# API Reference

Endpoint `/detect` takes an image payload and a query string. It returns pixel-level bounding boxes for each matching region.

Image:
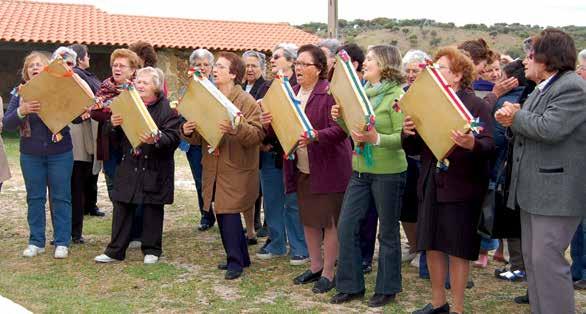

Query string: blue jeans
[571,220,586,281]
[260,152,307,256]
[336,171,406,294]
[21,151,73,247]
[186,144,214,225]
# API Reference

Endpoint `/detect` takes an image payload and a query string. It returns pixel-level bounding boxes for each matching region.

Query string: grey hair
[189,48,214,66]
[136,67,165,94]
[402,49,430,69]
[273,43,298,61]
[52,46,77,66]
[318,38,341,57]
[242,50,267,73]
[522,37,533,54]
[579,49,586,62]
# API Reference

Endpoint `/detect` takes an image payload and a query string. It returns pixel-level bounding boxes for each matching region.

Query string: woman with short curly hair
[330,45,408,307]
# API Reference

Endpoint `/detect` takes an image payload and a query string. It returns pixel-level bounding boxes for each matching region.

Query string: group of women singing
[3,27,584,314]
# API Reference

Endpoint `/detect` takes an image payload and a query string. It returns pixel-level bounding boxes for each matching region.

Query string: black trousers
[105,201,164,260]
[71,160,99,239]
[217,213,250,272]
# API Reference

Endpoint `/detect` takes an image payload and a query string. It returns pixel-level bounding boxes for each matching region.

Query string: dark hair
[69,44,88,63]
[217,51,246,84]
[503,60,528,87]
[128,41,157,67]
[337,43,365,72]
[458,38,494,65]
[532,28,577,73]
[298,44,328,79]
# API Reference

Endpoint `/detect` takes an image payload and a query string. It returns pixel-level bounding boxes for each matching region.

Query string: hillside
[298,18,586,58]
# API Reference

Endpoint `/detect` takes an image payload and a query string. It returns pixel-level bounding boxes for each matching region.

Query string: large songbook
[19,58,95,134]
[109,85,159,149]
[329,49,376,134]
[262,75,316,156]
[176,72,242,150]
[398,63,476,161]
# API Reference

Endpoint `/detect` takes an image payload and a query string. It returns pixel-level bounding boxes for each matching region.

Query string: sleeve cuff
[16,107,25,119]
[374,133,381,146]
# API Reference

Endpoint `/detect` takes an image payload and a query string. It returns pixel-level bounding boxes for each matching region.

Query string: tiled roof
[0,0,321,52]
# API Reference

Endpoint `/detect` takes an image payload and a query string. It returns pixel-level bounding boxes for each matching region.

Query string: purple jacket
[283,79,352,194]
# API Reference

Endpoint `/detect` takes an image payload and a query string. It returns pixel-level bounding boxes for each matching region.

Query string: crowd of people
[1,28,585,313]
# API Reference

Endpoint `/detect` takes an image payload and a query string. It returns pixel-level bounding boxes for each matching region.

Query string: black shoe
[247,237,258,246]
[89,208,106,217]
[412,303,450,314]
[217,262,228,270]
[256,226,269,238]
[362,263,372,274]
[224,269,242,280]
[293,269,322,285]
[72,237,85,244]
[368,293,396,307]
[312,276,335,293]
[198,223,213,231]
[50,240,55,246]
[330,290,365,304]
[513,291,529,304]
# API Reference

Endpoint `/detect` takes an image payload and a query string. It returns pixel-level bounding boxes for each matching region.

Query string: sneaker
[128,241,141,249]
[94,254,120,263]
[256,247,281,260]
[144,254,159,264]
[410,253,421,268]
[22,245,45,257]
[54,246,68,259]
[290,255,310,266]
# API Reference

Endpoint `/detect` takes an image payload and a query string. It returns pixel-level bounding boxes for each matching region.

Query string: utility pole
[327,0,338,39]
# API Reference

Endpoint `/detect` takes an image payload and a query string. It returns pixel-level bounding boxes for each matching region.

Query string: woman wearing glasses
[264,44,352,293]
[182,52,264,280]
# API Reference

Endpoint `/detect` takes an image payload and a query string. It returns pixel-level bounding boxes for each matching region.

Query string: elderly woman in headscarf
[2,47,84,259]
[94,67,180,264]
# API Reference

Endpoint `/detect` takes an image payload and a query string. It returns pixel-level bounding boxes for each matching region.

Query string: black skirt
[416,165,482,261]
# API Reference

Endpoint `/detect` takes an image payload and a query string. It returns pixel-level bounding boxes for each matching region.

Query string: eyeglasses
[195,63,211,68]
[293,61,316,68]
[112,63,129,69]
[214,63,229,70]
[246,64,259,69]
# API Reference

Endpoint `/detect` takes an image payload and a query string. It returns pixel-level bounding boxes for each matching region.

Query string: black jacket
[73,67,101,94]
[242,77,266,100]
[111,95,181,205]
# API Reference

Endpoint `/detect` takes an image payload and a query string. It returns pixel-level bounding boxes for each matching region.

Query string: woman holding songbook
[3,51,74,259]
[90,49,142,200]
[266,44,352,293]
[94,67,180,264]
[403,47,495,314]
[330,45,407,307]
[181,52,265,280]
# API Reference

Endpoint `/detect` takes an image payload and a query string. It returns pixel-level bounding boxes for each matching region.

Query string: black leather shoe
[89,208,106,217]
[217,262,228,270]
[247,237,258,246]
[412,303,450,314]
[368,293,396,307]
[330,290,365,304]
[362,263,372,274]
[312,276,335,293]
[224,269,242,280]
[72,237,85,244]
[293,269,322,285]
[513,291,529,304]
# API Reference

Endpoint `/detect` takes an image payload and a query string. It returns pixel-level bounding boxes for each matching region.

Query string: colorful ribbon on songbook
[282,76,316,159]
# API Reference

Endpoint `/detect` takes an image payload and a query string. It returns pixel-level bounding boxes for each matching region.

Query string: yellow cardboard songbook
[262,76,315,156]
[398,64,474,161]
[329,50,376,134]
[109,87,159,149]
[19,58,95,134]
[177,74,241,150]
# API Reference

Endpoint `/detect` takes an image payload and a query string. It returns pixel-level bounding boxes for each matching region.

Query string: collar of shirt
[537,72,558,92]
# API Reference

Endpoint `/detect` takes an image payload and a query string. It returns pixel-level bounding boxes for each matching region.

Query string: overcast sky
[40,0,586,27]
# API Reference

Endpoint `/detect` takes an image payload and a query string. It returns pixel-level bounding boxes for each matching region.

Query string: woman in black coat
[404,47,495,314]
[94,67,181,264]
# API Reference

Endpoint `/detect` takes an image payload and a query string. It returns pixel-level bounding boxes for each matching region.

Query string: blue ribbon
[283,77,314,140]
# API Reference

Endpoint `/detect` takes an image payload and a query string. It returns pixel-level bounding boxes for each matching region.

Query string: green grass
[0,136,583,313]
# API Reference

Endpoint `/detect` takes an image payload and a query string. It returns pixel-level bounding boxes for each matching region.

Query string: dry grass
[0,136,583,313]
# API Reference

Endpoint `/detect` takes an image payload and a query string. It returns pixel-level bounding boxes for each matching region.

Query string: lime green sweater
[337,83,407,174]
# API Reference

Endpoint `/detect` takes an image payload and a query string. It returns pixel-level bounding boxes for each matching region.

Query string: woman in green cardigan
[330,45,407,308]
